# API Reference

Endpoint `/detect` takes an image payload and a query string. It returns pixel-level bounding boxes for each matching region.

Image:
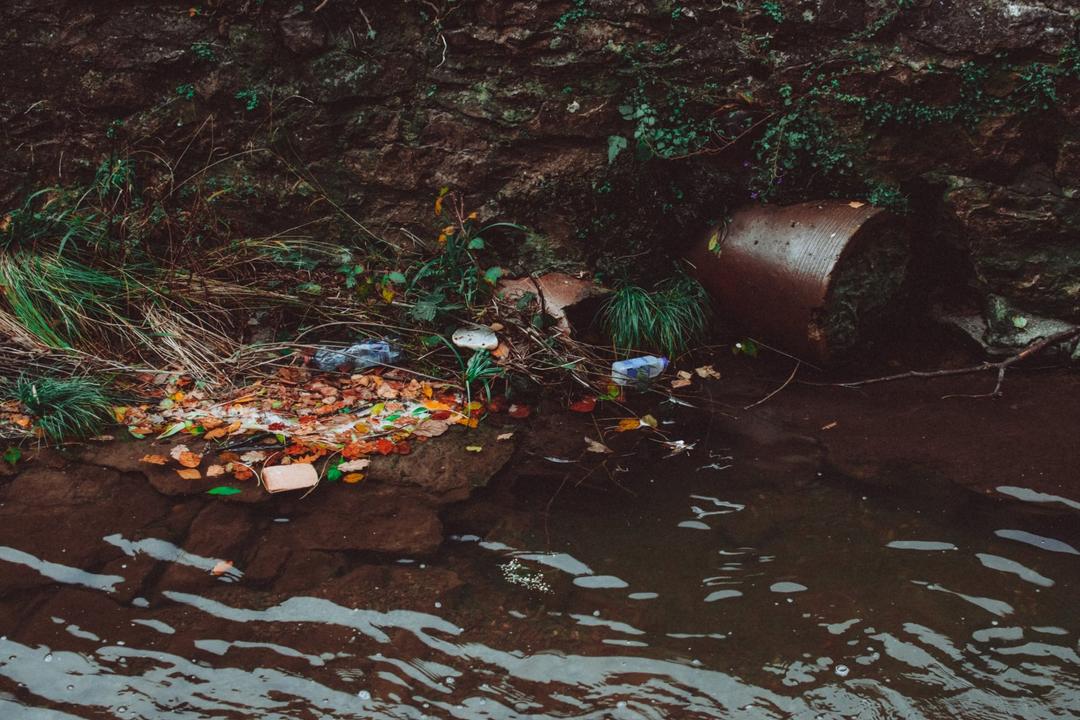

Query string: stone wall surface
[0,0,1077,319]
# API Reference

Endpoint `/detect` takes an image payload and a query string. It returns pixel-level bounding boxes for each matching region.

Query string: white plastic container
[611,356,669,385]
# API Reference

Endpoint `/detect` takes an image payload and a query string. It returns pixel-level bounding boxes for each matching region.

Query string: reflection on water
[1,428,1078,719]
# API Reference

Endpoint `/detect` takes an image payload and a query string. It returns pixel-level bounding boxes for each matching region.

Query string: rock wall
[1,1,1077,319]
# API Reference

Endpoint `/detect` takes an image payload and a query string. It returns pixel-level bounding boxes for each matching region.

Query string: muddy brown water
[1,376,1078,719]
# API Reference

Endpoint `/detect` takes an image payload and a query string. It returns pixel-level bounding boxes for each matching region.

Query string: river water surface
[0,406,1077,719]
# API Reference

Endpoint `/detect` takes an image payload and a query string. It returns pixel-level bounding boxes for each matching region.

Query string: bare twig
[744,361,800,410]
[835,327,1080,398]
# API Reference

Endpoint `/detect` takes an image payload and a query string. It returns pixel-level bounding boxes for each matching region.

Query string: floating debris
[499,559,553,594]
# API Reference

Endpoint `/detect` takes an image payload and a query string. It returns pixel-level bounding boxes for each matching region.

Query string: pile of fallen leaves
[117,366,480,486]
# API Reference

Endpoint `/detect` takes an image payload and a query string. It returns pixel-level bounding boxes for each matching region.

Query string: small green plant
[176,83,196,101]
[752,102,854,199]
[105,119,124,140]
[553,0,594,31]
[406,190,521,324]
[865,181,908,212]
[1063,42,1080,78]
[190,41,216,62]
[761,0,784,23]
[464,349,504,405]
[7,375,112,442]
[1016,62,1058,111]
[602,274,709,356]
[234,88,259,111]
[615,85,714,160]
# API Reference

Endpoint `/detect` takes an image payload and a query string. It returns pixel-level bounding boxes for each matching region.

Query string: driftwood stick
[835,327,1080,398]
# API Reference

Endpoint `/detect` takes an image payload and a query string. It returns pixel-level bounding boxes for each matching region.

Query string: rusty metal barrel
[686,200,909,362]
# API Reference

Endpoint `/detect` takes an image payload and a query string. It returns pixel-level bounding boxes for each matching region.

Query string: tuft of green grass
[8,375,112,442]
[603,274,709,356]
[0,252,138,350]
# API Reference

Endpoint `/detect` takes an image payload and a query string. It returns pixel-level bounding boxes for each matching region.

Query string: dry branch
[835,327,1080,398]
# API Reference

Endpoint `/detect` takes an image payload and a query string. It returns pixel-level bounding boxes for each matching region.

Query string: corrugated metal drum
[686,200,909,362]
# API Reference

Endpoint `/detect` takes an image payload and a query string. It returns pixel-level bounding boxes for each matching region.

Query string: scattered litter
[465,445,483,453]
[210,560,234,577]
[612,356,669,386]
[496,432,514,441]
[665,395,696,408]
[544,456,577,464]
[821,421,838,430]
[497,273,606,335]
[659,439,696,458]
[451,327,499,351]
[834,664,850,677]
[312,340,400,372]
[262,463,319,493]
[584,437,613,454]
[670,370,693,389]
[697,463,732,472]
[499,559,553,593]
[694,365,722,380]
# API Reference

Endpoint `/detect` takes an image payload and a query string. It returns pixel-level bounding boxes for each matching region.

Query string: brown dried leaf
[175,468,202,480]
[140,454,168,465]
[337,458,370,473]
[412,419,450,438]
[584,436,613,454]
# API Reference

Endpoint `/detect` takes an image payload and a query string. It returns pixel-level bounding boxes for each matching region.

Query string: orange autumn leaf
[233,465,254,481]
[375,438,395,455]
[616,418,641,432]
[341,441,373,460]
[295,452,324,464]
[140,454,168,465]
[343,472,365,484]
[203,427,229,441]
[178,451,203,468]
[200,417,224,430]
[175,468,202,480]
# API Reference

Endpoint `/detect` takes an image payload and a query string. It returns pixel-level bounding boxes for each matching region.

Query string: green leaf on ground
[608,135,628,164]
[207,486,242,496]
[2,447,21,465]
